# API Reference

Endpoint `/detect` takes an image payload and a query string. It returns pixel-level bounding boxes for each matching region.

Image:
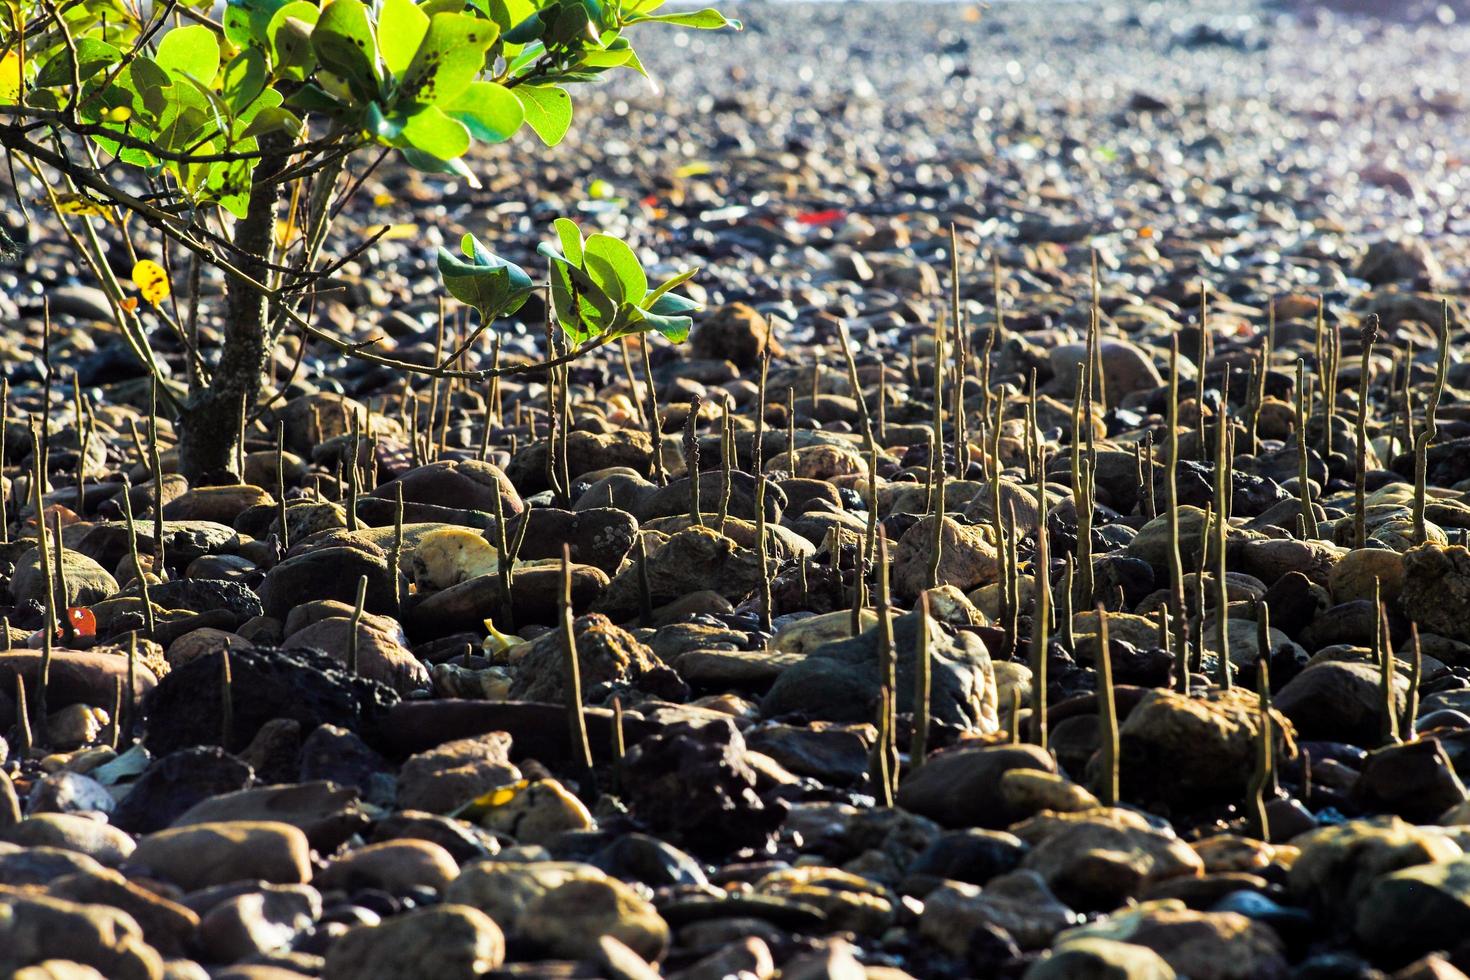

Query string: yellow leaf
[0,49,20,104]
[118,297,138,313]
[274,217,299,249]
[105,106,132,124]
[361,222,420,241]
[131,259,170,306]
[372,192,394,207]
[50,193,112,218]
[674,161,712,179]
[449,778,529,819]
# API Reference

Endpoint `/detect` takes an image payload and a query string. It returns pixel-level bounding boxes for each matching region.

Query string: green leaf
[398,12,498,106]
[643,267,698,308]
[155,24,221,83]
[225,0,291,51]
[513,84,570,145]
[444,81,523,142]
[35,39,120,88]
[638,305,693,343]
[378,0,430,79]
[437,235,535,319]
[400,148,482,187]
[220,49,267,112]
[503,10,546,44]
[553,217,583,266]
[627,7,740,29]
[241,105,303,139]
[312,0,380,102]
[646,289,700,317]
[476,0,537,35]
[266,2,321,75]
[399,104,470,160]
[583,233,646,305]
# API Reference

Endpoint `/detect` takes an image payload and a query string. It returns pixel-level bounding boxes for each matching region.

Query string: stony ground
[3,1,1470,979]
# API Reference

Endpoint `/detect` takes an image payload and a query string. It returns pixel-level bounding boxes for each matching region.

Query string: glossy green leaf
[437,234,535,319]
[312,0,379,101]
[156,24,221,83]
[638,305,693,342]
[266,2,321,75]
[399,12,498,106]
[378,0,430,79]
[583,233,646,304]
[400,148,482,187]
[399,104,470,159]
[503,11,546,44]
[225,0,291,50]
[35,39,120,88]
[241,105,303,139]
[553,217,584,266]
[220,48,267,112]
[514,84,571,145]
[444,81,523,142]
[627,7,740,29]
[643,267,698,308]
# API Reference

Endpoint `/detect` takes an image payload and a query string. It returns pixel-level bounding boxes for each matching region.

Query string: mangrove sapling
[1165,337,1189,692]
[389,484,406,613]
[755,346,773,632]
[1413,302,1451,545]
[1406,623,1422,740]
[716,402,732,533]
[560,544,594,782]
[126,633,138,744]
[29,421,55,736]
[1374,578,1400,746]
[637,534,655,628]
[684,396,703,527]
[347,575,368,676]
[1295,360,1319,540]
[220,645,233,749]
[1247,651,1274,842]
[275,423,290,552]
[1030,444,1052,750]
[14,673,31,756]
[1355,316,1379,549]
[119,476,155,637]
[1215,395,1232,688]
[871,531,898,806]
[1095,603,1119,806]
[912,591,932,770]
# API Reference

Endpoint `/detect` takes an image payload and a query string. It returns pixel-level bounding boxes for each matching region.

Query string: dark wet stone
[110,747,253,835]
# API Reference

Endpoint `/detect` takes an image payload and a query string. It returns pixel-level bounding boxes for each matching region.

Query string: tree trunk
[176,135,291,486]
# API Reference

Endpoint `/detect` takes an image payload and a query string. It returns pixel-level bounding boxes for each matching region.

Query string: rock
[618,719,783,857]
[1001,770,1101,817]
[590,833,706,888]
[0,844,107,884]
[162,486,273,525]
[779,938,866,980]
[170,782,368,852]
[762,609,997,730]
[268,393,375,452]
[142,646,396,757]
[77,520,241,571]
[411,528,498,591]
[0,650,157,717]
[1273,661,1407,748]
[1351,739,1468,823]
[259,546,404,621]
[319,840,458,893]
[1053,904,1288,980]
[1116,687,1296,808]
[508,430,659,494]
[48,867,198,957]
[1021,811,1204,910]
[908,829,1028,886]
[594,527,766,620]
[1330,547,1407,605]
[897,744,1057,828]
[520,875,670,962]
[0,814,134,866]
[406,562,608,634]
[0,893,164,980]
[478,778,594,845]
[111,748,254,835]
[396,732,521,814]
[1024,937,1177,980]
[1356,856,1470,963]
[1288,818,1462,924]
[198,884,320,963]
[11,547,118,607]
[1401,544,1470,644]
[632,470,783,525]
[689,303,783,368]
[444,860,605,934]
[323,903,505,980]
[369,811,500,864]
[744,724,869,784]
[891,516,1001,601]
[673,936,774,980]
[370,460,521,516]
[494,507,639,574]
[1048,340,1163,407]
[508,613,686,703]
[128,821,312,890]
[300,725,393,804]
[1355,238,1441,286]
[287,616,429,693]
[920,870,1079,952]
